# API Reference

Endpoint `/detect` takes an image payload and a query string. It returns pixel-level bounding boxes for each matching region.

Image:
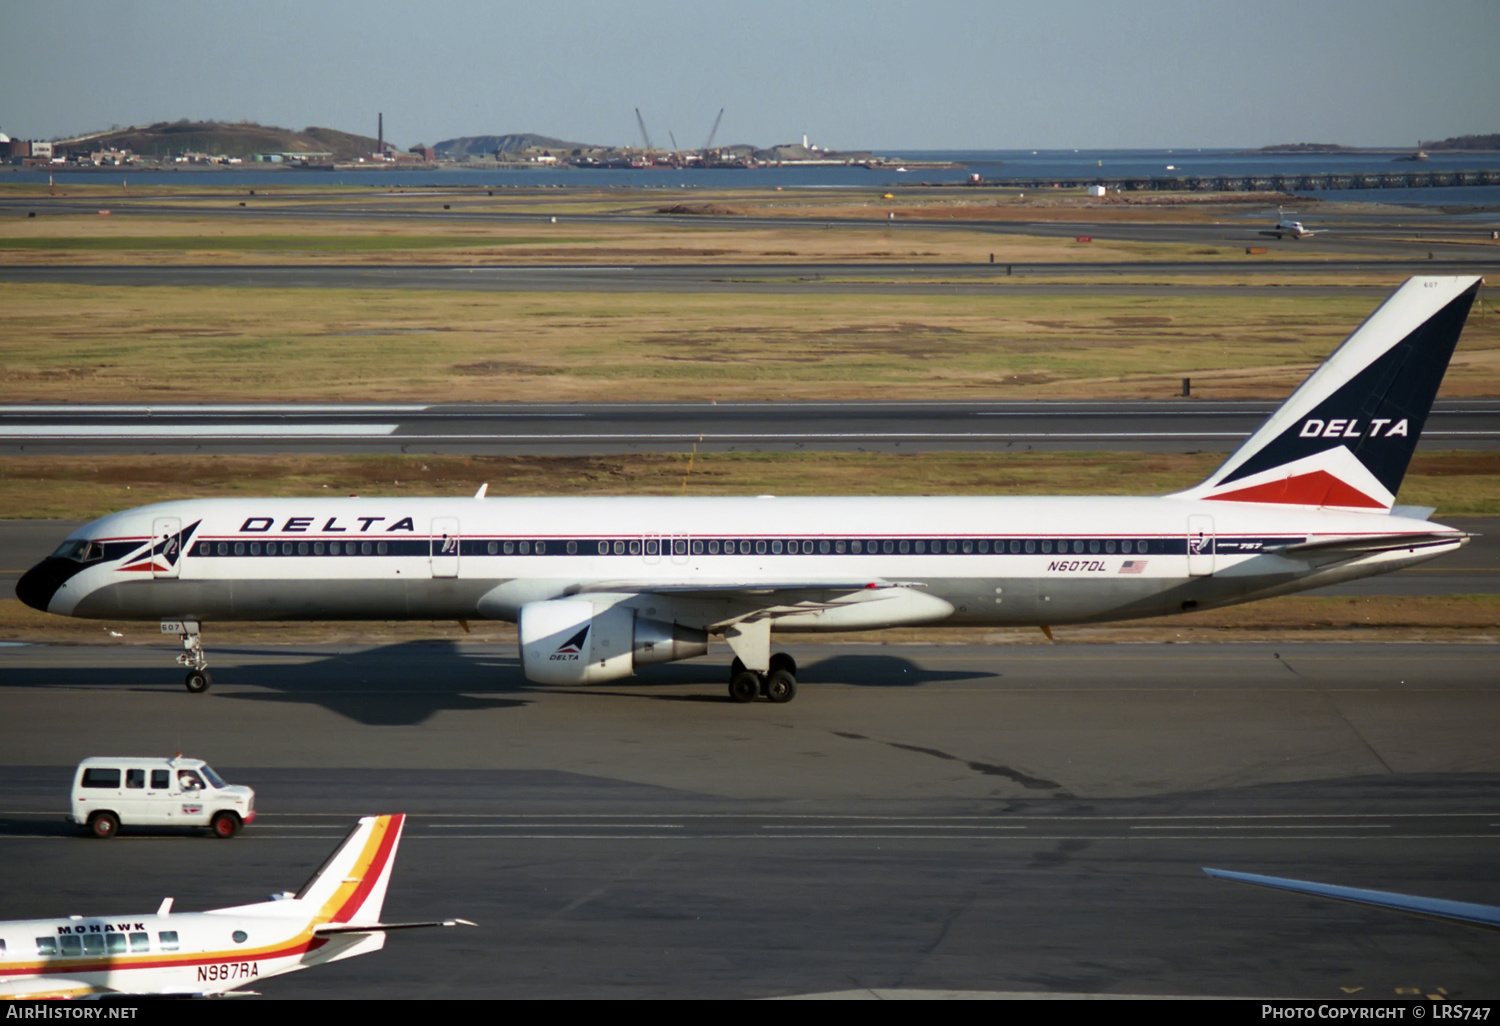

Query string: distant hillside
[435,134,589,158]
[1259,143,1352,152]
[54,121,381,159]
[1421,133,1500,150]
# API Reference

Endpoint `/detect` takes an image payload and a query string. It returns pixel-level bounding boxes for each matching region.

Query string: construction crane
[702,108,724,153]
[634,108,653,153]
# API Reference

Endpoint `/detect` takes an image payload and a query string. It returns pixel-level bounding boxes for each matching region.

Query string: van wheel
[185,670,211,694]
[211,812,241,839]
[90,812,120,839]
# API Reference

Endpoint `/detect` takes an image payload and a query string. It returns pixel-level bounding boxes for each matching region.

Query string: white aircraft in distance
[1206,868,1500,931]
[1260,207,1324,240]
[0,814,472,998]
[17,277,1481,705]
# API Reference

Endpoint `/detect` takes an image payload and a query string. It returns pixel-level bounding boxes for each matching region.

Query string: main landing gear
[727,653,797,705]
[162,619,212,693]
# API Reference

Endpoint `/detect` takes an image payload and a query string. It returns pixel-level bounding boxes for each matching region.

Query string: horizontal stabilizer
[1205,868,1500,930]
[1267,531,1468,558]
[315,918,476,934]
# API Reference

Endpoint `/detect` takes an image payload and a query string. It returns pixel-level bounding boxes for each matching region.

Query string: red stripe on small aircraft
[329,814,403,923]
[1207,470,1385,509]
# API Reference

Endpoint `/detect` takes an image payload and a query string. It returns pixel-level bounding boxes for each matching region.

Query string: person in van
[178,770,204,791]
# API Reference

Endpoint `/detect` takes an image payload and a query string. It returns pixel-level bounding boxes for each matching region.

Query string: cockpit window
[51,540,104,563]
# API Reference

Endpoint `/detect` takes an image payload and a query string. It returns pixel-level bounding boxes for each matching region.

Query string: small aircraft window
[979,540,990,553]
[1105,540,1117,554]
[674,540,687,556]
[944,540,956,554]
[1041,541,1052,554]
[535,541,546,554]
[771,540,782,554]
[692,540,704,555]
[963,541,973,554]
[282,542,293,555]
[1138,540,1150,553]
[644,540,657,556]
[59,936,82,957]
[152,770,170,789]
[362,542,374,555]
[35,937,57,956]
[898,540,909,554]
[158,931,179,952]
[851,540,861,553]
[376,542,388,555]
[819,540,830,554]
[250,543,261,555]
[708,540,720,554]
[1120,540,1132,553]
[199,543,212,557]
[313,542,325,555]
[82,935,105,957]
[297,542,309,556]
[566,541,578,555]
[835,540,846,554]
[755,541,767,555]
[130,932,150,952]
[217,543,228,556]
[736,541,748,554]
[106,933,127,955]
[1026,540,1036,553]
[126,769,145,789]
[232,931,248,944]
[82,768,120,789]
[1072,541,1084,554]
[519,541,531,555]
[234,542,245,556]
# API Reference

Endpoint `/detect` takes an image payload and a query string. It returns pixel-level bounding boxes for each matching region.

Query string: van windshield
[200,765,227,789]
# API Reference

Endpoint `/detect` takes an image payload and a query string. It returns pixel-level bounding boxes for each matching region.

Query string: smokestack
[377,113,383,154]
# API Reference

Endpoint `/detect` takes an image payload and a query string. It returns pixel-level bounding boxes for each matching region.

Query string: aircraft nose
[15,558,74,613]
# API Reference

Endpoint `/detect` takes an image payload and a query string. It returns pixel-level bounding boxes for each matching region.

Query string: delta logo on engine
[550,625,589,661]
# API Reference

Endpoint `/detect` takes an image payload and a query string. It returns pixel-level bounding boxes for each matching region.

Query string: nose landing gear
[726,653,798,704]
[162,619,211,693]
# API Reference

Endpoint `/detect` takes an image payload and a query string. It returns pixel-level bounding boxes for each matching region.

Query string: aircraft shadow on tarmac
[2,641,995,726]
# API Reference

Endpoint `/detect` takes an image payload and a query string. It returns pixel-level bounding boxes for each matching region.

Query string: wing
[1205,868,1500,930]
[314,918,475,934]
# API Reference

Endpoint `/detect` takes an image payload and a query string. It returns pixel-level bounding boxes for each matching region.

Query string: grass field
[5,283,1498,402]
[3,450,1497,520]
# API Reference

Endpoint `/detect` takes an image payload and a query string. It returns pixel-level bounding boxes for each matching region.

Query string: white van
[69,756,256,838]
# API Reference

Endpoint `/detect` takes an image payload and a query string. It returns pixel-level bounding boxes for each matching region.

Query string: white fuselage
[36,494,1461,632]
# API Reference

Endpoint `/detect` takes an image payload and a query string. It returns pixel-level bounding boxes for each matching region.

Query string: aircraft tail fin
[295,813,406,926]
[1172,276,1480,511]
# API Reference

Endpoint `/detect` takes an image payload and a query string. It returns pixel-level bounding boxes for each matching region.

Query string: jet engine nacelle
[518,599,708,684]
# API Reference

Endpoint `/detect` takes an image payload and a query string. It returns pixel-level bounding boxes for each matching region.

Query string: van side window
[36,937,57,956]
[82,768,120,788]
[158,931,179,951]
[151,770,170,789]
[126,769,145,789]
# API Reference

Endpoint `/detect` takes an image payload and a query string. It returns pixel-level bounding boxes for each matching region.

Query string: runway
[4,398,1499,455]
[2,640,1498,997]
[4,259,1499,295]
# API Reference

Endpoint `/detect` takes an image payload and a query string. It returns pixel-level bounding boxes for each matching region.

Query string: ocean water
[9,149,1500,207]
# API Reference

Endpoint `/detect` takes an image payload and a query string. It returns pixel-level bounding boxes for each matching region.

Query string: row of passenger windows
[196,537,1173,557]
[36,931,178,957]
[81,768,210,790]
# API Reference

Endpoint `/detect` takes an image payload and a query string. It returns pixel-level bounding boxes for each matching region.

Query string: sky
[2,0,1497,151]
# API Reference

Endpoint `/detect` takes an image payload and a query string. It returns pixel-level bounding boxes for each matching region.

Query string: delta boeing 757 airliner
[17,277,1481,704]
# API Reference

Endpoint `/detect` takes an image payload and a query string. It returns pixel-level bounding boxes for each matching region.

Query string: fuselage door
[151,517,183,579]
[1187,514,1215,577]
[670,535,691,565]
[431,517,460,578]
[642,536,662,565]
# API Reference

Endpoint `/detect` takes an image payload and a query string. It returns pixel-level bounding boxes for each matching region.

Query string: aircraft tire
[185,670,211,694]
[728,670,761,704]
[90,811,120,839]
[765,669,797,704]
[211,812,241,839]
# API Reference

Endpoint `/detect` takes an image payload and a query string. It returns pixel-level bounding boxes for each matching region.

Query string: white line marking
[0,424,400,437]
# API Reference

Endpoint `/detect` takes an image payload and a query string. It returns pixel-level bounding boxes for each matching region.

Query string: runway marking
[1130,824,1391,831]
[0,424,401,437]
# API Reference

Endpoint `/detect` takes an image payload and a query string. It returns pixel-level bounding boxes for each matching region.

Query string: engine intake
[518,599,707,684]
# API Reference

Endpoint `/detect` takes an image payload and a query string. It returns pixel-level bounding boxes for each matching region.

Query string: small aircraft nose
[15,558,73,613]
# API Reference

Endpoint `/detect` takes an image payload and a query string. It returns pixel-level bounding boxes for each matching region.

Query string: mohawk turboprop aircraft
[17,277,1481,704]
[0,815,471,998]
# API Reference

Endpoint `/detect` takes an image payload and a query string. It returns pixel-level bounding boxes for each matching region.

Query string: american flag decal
[1118,560,1148,574]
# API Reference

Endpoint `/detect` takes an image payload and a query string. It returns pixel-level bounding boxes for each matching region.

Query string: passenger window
[566,541,577,555]
[330,542,341,555]
[217,543,228,556]
[1026,540,1036,553]
[708,541,720,554]
[250,542,261,555]
[755,541,767,555]
[36,937,57,956]
[1105,540,1116,553]
[281,542,293,555]
[692,540,703,555]
[362,542,374,555]
[1041,541,1052,554]
[946,540,957,554]
[313,542,325,555]
[1009,541,1020,554]
[898,540,909,554]
[82,935,104,956]
[126,769,145,789]
[376,542,388,555]
[978,541,989,553]
[1089,541,1100,554]
[82,768,120,789]
[595,541,606,555]
[835,540,846,553]
[106,933,127,954]
[962,541,973,553]
[851,541,862,553]
[614,541,625,555]
[297,542,309,556]
[535,541,546,554]
[234,542,245,555]
[740,541,751,554]
[1073,541,1084,554]
[59,936,82,957]
[198,543,210,556]
[674,540,686,556]
[1138,540,1149,553]
[1121,540,1132,553]
[130,932,150,952]
[772,540,782,554]
[158,931,179,952]
[819,540,830,554]
[151,770,169,789]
